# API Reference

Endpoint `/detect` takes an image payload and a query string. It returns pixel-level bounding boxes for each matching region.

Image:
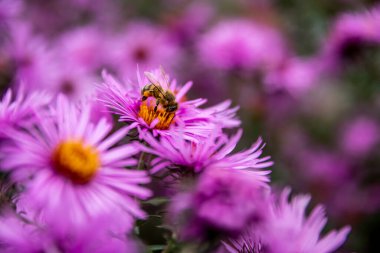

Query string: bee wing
[159,66,170,86]
[144,71,161,87]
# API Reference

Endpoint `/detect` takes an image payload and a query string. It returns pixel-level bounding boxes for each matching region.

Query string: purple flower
[197,19,287,71]
[339,116,379,157]
[169,168,269,241]
[297,150,350,186]
[223,188,350,253]
[98,67,239,142]
[166,2,215,45]
[109,22,181,79]
[238,188,350,253]
[0,87,51,137]
[0,95,151,233]
[45,61,98,101]
[264,57,324,96]
[55,25,108,73]
[7,22,57,90]
[320,7,380,68]
[140,129,272,180]
[0,213,139,253]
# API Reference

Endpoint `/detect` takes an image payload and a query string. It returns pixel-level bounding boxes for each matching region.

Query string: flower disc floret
[138,98,175,130]
[52,140,100,184]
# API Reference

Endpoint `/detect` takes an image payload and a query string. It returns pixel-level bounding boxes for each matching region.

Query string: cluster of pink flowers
[2,0,380,252]
[0,66,350,252]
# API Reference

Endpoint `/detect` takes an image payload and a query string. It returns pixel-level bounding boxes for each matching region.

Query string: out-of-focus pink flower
[169,168,269,241]
[0,96,151,234]
[339,116,379,157]
[0,87,51,137]
[264,57,324,96]
[298,150,351,185]
[7,22,57,90]
[20,0,120,37]
[197,19,287,71]
[46,63,98,102]
[260,188,350,253]
[226,188,350,253]
[55,26,109,73]
[320,6,380,69]
[0,213,138,253]
[109,22,181,79]
[327,182,380,220]
[98,67,239,142]
[165,2,215,45]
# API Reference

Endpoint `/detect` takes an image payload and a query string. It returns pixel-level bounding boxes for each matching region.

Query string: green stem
[137,151,146,170]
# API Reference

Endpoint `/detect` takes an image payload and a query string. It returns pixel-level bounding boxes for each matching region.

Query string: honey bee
[141,73,178,113]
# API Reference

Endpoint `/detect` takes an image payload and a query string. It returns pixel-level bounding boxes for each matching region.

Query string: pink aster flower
[236,188,351,253]
[223,188,350,253]
[140,129,272,181]
[7,22,57,90]
[339,116,379,157]
[0,213,139,253]
[264,56,325,96]
[197,19,287,71]
[165,2,215,45]
[0,87,51,137]
[45,60,98,102]
[0,96,151,234]
[97,67,240,142]
[55,25,108,73]
[169,168,269,241]
[320,6,380,69]
[109,21,181,79]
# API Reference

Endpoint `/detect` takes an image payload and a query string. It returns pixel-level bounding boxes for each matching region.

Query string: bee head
[166,103,178,113]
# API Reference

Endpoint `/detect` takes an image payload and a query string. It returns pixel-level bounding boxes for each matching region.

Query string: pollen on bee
[138,98,175,130]
[51,140,100,184]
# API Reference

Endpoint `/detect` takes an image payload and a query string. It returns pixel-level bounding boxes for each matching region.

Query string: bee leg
[154,98,160,112]
[142,96,147,101]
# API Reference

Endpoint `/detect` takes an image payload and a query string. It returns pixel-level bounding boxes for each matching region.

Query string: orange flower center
[138,98,175,130]
[52,140,100,184]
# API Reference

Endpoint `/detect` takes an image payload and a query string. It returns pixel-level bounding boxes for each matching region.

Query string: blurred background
[0,0,379,252]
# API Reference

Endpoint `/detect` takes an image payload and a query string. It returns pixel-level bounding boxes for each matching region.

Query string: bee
[141,76,178,113]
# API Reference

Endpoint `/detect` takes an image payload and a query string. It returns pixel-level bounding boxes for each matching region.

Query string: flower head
[169,169,268,241]
[55,25,108,73]
[226,188,351,253]
[140,129,272,181]
[109,22,180,79]
[0,96,151,233]
[0,213,138,253]
[264,57,325,96]
[198,19,287,71]
[321,7,380,68]
[339,116,379,157]
[98,67,239,142]
[224,188,350,253]
[260,188,351,253]
[7,22,57,90]
[0,87,51,137]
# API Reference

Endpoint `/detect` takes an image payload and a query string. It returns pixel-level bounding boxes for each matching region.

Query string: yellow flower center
[52,140,100,184]
[138,98,175,130]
